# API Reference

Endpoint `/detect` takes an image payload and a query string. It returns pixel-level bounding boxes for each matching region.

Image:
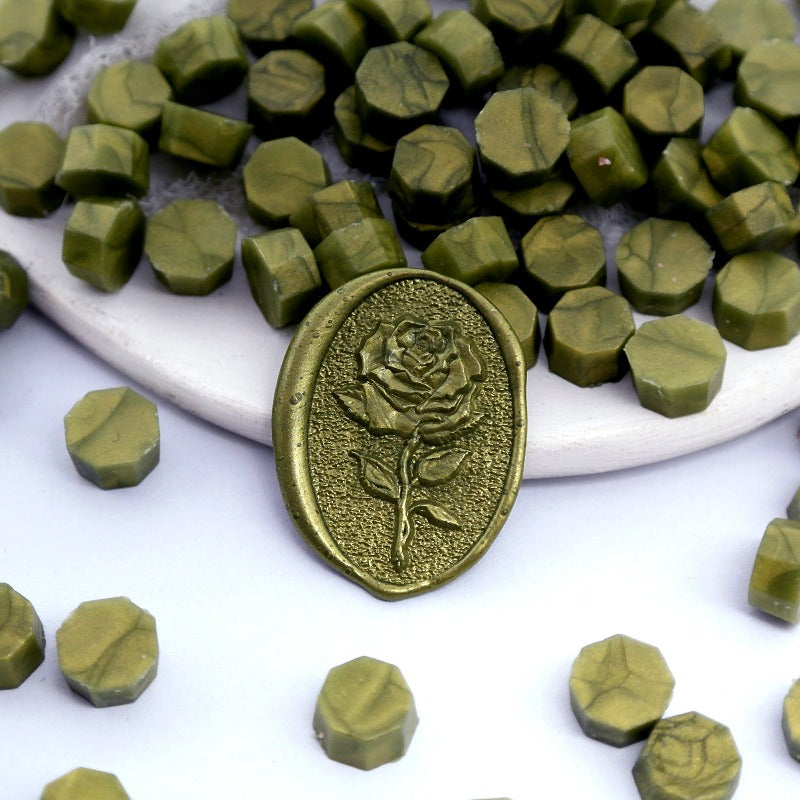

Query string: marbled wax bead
[0,583,44,689]
[332,85,394,176]
[566,106,648,207]
[624,315,727,417]
[475,281,540,369]
[227,0,312,55]
[586,0,654,27]
[55,124,149,199]
[243,136,330,227]
[153,15,248,105]
[544,286,635,386]
[490,177,575,223]
[708,0,796,62]
[0,251,29,330]
[713,252,800,350]
[521,214,606,312]
[788,487,800,521]
[475,88,570,190]
[354,42,449,140]
[615,217,713,315]
[54,0,136,34]
[706,181,800,255]
[0,121,65,217]
[346,0,432,41]
[241,227,322,327]
[749,518,800,622]
[145,199,236,295]
[62,197,144,292]
[472,0,564,54]
[247,49,327,141]
[783,678,800,760]
[41,768,131,800]
[0,0,74,77]
[291,0,368,74]
[303,179,383,244]
[650,137,723,217]
[496,64,578,118]
[736,40,800,126]
[314,218,406,289]
[87,60,173,145]
[413,10,504,97]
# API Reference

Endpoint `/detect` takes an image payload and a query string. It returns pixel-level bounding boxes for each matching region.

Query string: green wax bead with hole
[54,0,136,34]
[315,218,406,289]
[615,218,713,315]
[789,488,800,522]
[62,197,144,292]
[586,0,654,27]
[0,251,29,330]
[624,315,727,417]
[346,0,432,41]
[475,281,540,369]
[650,137,723,217]
[310,179,383,242]
[291,0,368,73]
[242,227,322,328]
[332,86,394,176]
[713,252,800,350]
[56,124,149,199]
[145,199,236,295]
[784,679,800,760]
[490,177,575,222]
[0,0,74,77]
[496,64,578,118]
[472,0,563,51]
[227,0,312,54]
[153,15,248,105]
[0,583,44,689]
[749,518,800,622]
[0,121,65,217]
[158,102,252,169]
[41,768,131,800]
[708,0,795,62]
[736,40,800,125]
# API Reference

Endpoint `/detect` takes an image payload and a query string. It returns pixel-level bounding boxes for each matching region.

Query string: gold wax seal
[273,269,527,599]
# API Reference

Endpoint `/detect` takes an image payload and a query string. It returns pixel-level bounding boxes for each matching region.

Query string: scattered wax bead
[346,0,432,41]
[41,767,131,800]
[0,583,45,689]
[586,0,654,28]
[304,179,383,244]
[227,0,312,55]
[783,678,800,760]
[489,177,575,222]
[624,315,727,417]
[0,0,74,77]
[291,0,368,74]
[0,121,65,217]
[241,227,322,327]
[475,281,540,369]
[472,0,563,53]
[0,250,29,330]
[313,655,418,770]
[496,63,578,118]
[64,386,160,490]
[650,137,723,217]
[632,712,741,800]
[54,0,137,34]
[735,39,800,125]
[62,197,145,293]
[56,596,158,706]
[788,487,800,521]
[544,286,635,386]
[708,0,796,62]
[332,85,394,176]
[569,633,674,747]
[749,518,800,623]
[145,199,236,296]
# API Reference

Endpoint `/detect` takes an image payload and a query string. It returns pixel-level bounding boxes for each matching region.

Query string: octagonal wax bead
[313,655,418,770]
[566,107,648,208]
[624,316,727,418]
[301,179,383,244]
[227,0,312,55]
[497,64,578,119]
[55,0,136,34]
[0,583,45,689]
[783,678,800,759]
[749,518,800,622]
[56,125,148,200]
[64,387,159,490]
[0,251,29,330]
[41,767,131,800]
[0,122,65,218]
[650,137,723,217]
[475,88,570,190]
[347,0,432,41]
[154,15,248,105]
[333,86,394,176]
[633,712,741,800]
[473,0,562,53]
[244,137,330,228]
[291,1,367,74]
[569,634,674,747]
[545,287,635,386]
[354,42,449,140]
[0,0,74,77]
[490,177,575,223]
[736,40,800,125]
[62,198,145,293]
[57,596,157,707]
[475,282,540,369]
[709,0,796,63]
[788,488,800,522]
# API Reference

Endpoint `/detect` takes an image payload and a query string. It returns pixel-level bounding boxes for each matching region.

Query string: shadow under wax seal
[273,269,527,600]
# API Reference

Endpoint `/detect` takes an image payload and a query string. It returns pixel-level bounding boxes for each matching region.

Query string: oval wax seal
[273,269,527,600]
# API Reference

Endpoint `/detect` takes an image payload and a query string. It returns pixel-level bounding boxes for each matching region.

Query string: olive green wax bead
[56,596,158,706]
[472,0,563,51]
[227,0,312,55]
[295,179,382,245]
[475,281,540,369]
[624,315,727,417]
[291,0,368,74]
[566,107,648,208]
[153,15,248,105]
[243,136,330,227]
[736,40,800,125]
[0,251,29,330]
[475,88,570,190]
[713,252,800,350]
[783,678,800,760]
[490,177,576,222]
[569,634,675,747]
[346,0,432,41]
[708,0,796,62]
[333,86,394,176]
[0,583,45,689]
[241,227,322,327]
[615,218,713,315]
[62,197,145,292]
[749,518,800,622]
[145,199,236,295]
[313,655,418,770]
[633,712,742,800]
[392,205,463,248]
[496,64,579,118]
[521,214,606,312]
[64,386,160,489]
[0,121,65,217]
[55,124,149,199]
[788,487,800,522]
[54,0,136,34]
[413,10,504,97]
[0,0,74,77]
[586,0,654,27]
[41,767,131,800]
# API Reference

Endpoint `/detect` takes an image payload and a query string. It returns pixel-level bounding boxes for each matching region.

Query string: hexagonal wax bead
[0,0,74,77]
[56,596,158,707]
[41,767,131,800]
[62,197,145,293]
[0,583,44,689]
[783,678,800,760]
[145,199,236,296]
[64,387,159,490]
[788,487,800,522]
[354,42,449,140]
[624,315,727,418]
[749,518,800,622]
[475,282,540,369]
[708,0,796,63]
[736,39,800,126]
[54,0,137,34]
[346,0,432,41]
[569,633,674,747]
[490,176,576,223]
[295,179,382,245]
[55,124,149,200]
[633,712,741,800]
[0,251,29,331]
[0,121,65,218]
[521,214,606,312]
[496,63,578,118]
[313,655,418,770]
[291,0,367,74]
[472,0,563,53]
[153,15,248,105]
[227,0,312,55]
[332,86,394,176]
[475,88,570,190]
